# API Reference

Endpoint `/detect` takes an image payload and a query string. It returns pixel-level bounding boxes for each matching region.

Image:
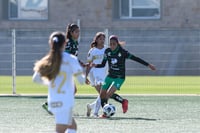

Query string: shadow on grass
[74,115,159,121]
[109,117,159,121]
[75,96,97,99]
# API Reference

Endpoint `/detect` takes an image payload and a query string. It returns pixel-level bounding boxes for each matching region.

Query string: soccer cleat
[99,114,109,118]
[92,113,99,118]
[86,104,92,117]
[122,99,128,113]
[42,102,53,115]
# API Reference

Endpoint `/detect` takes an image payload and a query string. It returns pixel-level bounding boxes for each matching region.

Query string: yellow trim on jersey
[74,72,83,77]
[87,59,93,62]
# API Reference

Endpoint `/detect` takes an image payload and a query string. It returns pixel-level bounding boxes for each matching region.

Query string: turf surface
[0,95,199,133]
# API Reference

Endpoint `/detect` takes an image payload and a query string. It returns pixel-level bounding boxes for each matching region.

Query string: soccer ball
[103,103,116,117]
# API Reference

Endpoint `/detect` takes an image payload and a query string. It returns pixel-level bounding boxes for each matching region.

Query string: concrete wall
[0,29,199,76]
[0,0,199,29]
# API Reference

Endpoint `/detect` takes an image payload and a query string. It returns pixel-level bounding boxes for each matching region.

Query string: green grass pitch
[0,76,200,94]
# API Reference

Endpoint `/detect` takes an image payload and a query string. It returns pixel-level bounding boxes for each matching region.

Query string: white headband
[53,36,59,43]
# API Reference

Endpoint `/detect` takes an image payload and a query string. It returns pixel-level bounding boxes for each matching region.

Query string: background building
[0,0,200,29]
[0,0,200,75]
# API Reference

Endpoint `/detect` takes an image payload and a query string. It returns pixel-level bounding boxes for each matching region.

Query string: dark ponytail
[66,23,79,39]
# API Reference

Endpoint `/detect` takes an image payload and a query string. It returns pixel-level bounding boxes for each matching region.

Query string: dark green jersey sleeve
[124,49,149,66]
[95,59,107,68]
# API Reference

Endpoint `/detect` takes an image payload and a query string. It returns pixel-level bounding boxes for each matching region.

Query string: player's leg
[87,94,101,117]
[42,101,53,115]
[88,84,101,110]
[86,73,95,116]
[108,78,128,113]
[100,89,107,107]
[100,76,113,108]
[56,120,77,133]
[55,108,76,133]
[99,82,116,118]
[111,93,129,113]
[93,95,101,117]
[91,82,102,116]
[99,88,109,118]
[111,93,123,103]
[86,73,102,117]
[92,72,106,116]
[56,124,68,133]
[106,85,117,99]
[65,118,77,133]
[74,84,77,94]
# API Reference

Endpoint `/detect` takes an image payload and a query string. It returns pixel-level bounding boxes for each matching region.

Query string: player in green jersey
[65,23,79,56]
[42,23,86,115]
[85,32,128,117]
[65,23,86,67]
[92,35,156,117]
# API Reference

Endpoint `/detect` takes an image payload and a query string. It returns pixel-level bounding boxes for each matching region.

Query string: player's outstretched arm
[32,72,46,85]
[148,64,156,70]
[93,59,107,68]
[74,72,85,85]
[85,62,92,84]
[128,52,156,70]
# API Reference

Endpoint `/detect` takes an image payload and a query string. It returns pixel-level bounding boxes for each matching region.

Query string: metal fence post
[104,28,109,47]
[12,29,16,94]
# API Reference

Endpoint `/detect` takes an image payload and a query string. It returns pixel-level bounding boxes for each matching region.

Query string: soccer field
[0,76,200,94]
[0,76,199,132]
[0,95,200,133]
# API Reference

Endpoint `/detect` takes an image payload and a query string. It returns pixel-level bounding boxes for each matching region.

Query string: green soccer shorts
[102,76,125,90]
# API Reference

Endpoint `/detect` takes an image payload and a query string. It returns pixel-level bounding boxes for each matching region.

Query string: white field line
[0,94,199,97]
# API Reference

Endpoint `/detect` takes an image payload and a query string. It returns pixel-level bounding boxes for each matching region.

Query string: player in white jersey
[33,31,85,133]
[87,46,107,87]
[85,32,126,117]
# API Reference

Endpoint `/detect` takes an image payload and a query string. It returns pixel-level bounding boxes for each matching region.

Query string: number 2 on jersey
[51,71,67,94]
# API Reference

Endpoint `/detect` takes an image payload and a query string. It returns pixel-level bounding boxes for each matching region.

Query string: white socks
[94,96,101,115]
[66,129,76,133]
[88,96,101,116]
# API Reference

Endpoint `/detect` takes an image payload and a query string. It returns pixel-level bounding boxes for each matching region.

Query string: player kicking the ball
[91,35,156,118]
[85,32,129,117]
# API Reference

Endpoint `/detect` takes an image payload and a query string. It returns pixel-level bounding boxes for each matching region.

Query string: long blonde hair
[34,31,66,80]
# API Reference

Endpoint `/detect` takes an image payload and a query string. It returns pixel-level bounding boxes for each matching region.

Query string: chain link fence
[0,28,200,93]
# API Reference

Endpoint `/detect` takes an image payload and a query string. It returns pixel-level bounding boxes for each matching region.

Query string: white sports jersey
[87,47,107,86]
[87,47,106,64]
[48,52,83,113]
